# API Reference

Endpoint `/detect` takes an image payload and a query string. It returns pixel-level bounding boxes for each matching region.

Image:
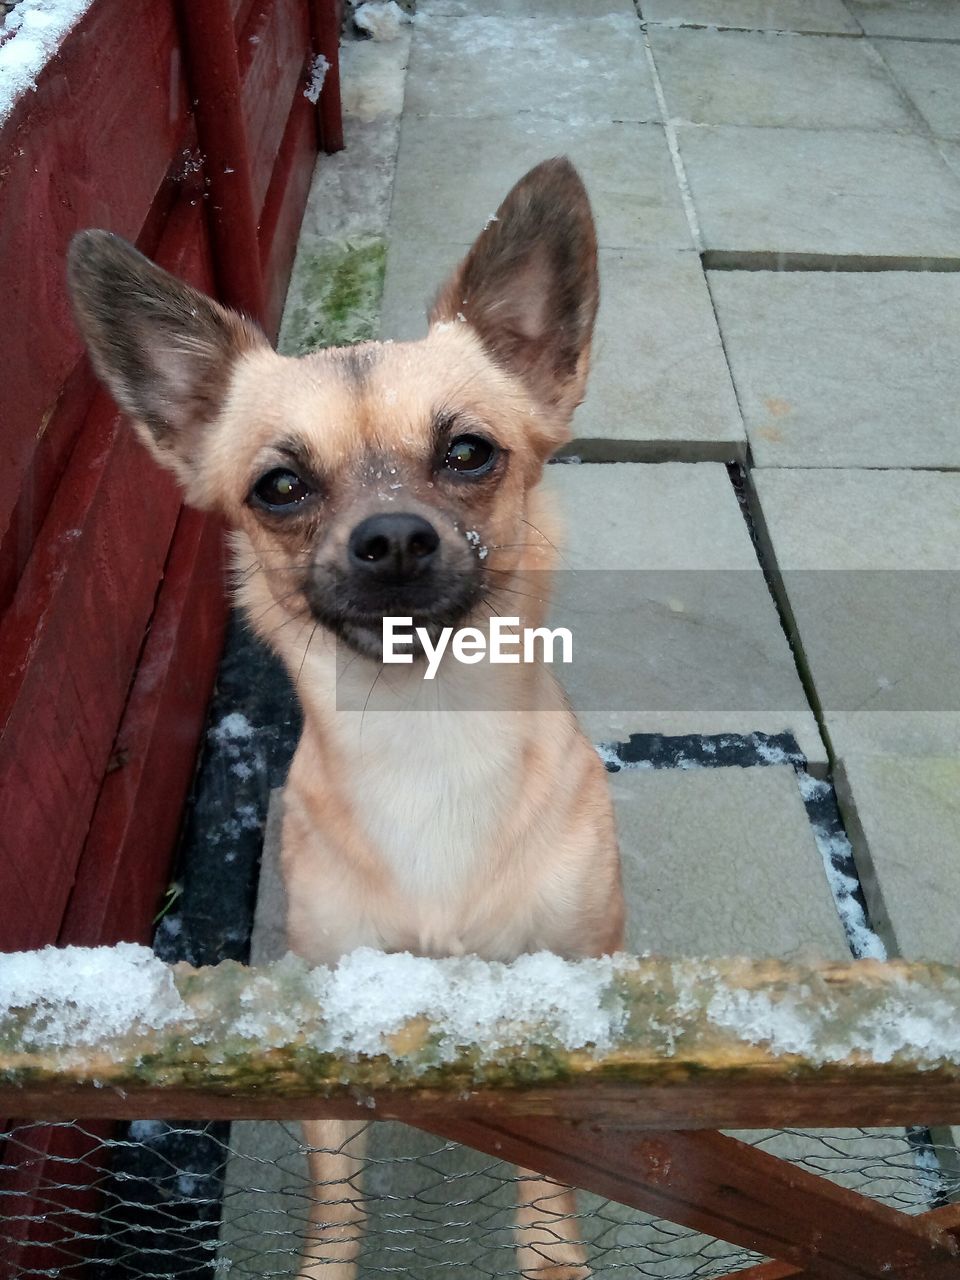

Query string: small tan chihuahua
[69,158,624,1280]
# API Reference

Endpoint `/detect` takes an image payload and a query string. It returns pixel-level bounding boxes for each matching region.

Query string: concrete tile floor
[220,2,960,1271]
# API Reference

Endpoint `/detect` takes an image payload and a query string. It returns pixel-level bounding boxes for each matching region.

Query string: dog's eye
[443,435,496,475]
[251,468,313,509]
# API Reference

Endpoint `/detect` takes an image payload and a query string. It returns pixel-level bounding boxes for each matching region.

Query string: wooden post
[308,0,345,153]
[176,0,267,319]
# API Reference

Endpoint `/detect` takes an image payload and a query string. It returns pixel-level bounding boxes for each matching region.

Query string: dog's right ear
[67,230,267,489]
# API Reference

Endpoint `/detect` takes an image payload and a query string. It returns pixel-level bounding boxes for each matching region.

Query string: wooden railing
[2,953,959,1278]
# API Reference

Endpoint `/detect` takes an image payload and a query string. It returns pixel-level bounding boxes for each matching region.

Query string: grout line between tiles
[702,250,960,272]
[639,26,703,252]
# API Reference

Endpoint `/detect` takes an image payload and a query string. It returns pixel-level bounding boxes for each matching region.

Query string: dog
[68,157,624,1279]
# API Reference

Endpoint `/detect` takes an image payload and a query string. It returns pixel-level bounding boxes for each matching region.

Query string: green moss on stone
[280,236,387,356]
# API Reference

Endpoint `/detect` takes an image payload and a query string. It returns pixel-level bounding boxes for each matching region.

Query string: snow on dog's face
[67,159,599,658]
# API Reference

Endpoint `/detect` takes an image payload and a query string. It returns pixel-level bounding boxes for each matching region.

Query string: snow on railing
[2,946,960,1125]
[0,0,94,126]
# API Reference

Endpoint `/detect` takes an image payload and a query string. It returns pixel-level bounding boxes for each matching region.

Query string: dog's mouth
[304,570,486,660]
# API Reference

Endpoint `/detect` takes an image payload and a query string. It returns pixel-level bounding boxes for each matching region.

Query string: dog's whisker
[264,607,314,642]
[482,583,550,605]
[358,665,385,755]
[519,516,565,556]
[482,542,551,553]
[294,621,319,692]
[248,586,309,628]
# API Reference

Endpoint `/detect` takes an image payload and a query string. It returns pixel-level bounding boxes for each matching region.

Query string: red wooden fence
[0,0,342,957]
[0,2,341,1272]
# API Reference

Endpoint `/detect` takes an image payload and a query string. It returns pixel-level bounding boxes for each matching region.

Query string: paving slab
[613,765,848,958]
[649,28,914,131]
[835,751,960,1170]
[381,245,746,460]
[404,12,660,122]
[390,116,695,249]
[708,270,960,468]
[578,251,745,458]
[677,125,960,261]
[640,0,861,33]
[874,38,960,141]
[835,754,960,963]
[544,463,826,766]
[752,468,960,761]
[847,0,960,39]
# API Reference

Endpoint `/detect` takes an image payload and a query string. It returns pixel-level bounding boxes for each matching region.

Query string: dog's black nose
[348,513,440,579]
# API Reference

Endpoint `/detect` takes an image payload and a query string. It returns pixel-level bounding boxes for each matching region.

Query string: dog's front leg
[515,1170,590,1280]
[297,1119,369,1279]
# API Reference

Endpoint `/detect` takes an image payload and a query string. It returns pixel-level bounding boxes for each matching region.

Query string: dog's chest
[343,708,511,908]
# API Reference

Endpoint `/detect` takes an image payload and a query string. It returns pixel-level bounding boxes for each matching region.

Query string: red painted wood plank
[0,203,213,952]
[0,363,97,618]
[234,0,259,31]
[0,132,202,617]
[259,87,318,338]
[59,508,227,947]
[240,0,312,216]
[0,0,188,594]
[0,413,182,950]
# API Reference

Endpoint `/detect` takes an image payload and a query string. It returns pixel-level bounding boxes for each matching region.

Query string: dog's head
[68,159,598,659]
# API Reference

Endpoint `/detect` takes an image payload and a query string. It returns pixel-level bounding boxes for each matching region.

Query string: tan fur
[227,328,621,1280]
[68,159,624,1280]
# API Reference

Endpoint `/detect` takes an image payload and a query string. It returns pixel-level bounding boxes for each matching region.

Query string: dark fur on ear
[430,157,599,429]
[67,230,266,484]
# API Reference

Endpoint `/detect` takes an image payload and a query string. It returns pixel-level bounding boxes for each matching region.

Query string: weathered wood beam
[425,1118,960,1280]
[721,1204,960,1279]
[1,951,960,1129]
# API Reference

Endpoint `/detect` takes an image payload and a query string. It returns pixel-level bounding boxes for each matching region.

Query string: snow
[303,53,329,104]
[0,943,188,1048]
[752,739,799,767]
[706,975,960,1067]
[6,944,960,1074]
[0,0,94,128]
[211,712,255,745]
[464,529,489,560]
[306,948,628,1059]
[127,1119,166,1141]
[354,1,409,42]
[798,773,887,962]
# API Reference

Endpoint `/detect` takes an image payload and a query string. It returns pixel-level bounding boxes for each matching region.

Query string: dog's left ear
[430,157,599,431]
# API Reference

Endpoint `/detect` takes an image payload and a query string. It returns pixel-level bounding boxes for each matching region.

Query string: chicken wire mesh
[1,1119,958,1278]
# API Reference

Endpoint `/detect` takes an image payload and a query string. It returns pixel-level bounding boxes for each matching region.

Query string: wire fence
[2,1119,958,1278]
